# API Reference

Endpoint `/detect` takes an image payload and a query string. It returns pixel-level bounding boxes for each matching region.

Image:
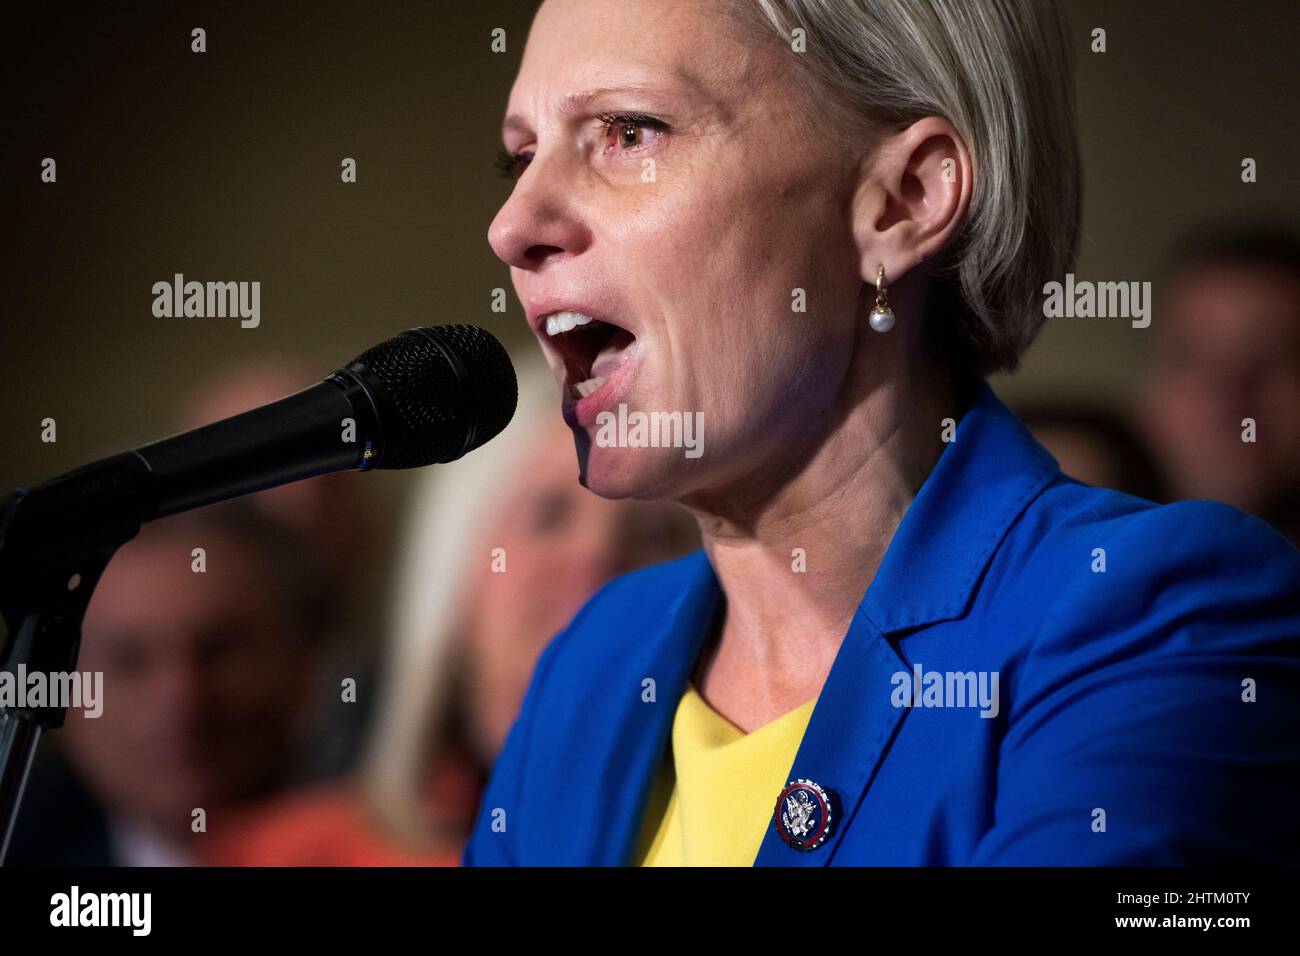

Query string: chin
[573,439,691,502]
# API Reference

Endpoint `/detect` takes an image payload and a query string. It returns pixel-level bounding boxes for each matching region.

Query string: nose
[488,156,591,270]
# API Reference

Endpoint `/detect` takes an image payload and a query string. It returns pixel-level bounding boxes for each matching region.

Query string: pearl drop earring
[869,264,895,333]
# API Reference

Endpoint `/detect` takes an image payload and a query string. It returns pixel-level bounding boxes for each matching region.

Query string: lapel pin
[774,779,833,851]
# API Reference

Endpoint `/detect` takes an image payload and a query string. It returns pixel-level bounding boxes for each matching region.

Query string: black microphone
[0,325,517,569]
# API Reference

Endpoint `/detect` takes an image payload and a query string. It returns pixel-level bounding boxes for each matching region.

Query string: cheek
[1159,376,1217,427]
[615,146,847,314]
[661,175,849,351]
[582,151,857,484]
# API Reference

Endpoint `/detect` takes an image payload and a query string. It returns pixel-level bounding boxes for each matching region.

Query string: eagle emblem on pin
[774,779,833,850]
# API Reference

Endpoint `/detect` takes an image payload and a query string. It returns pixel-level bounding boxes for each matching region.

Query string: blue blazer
[464,382,1300,865]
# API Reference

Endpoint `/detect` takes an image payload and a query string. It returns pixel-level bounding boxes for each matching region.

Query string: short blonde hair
[731,0,1082,373]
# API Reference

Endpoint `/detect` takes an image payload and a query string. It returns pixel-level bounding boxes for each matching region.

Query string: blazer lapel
[591,553,721,865]
[753,608,909,866]
[753,382,1057,866]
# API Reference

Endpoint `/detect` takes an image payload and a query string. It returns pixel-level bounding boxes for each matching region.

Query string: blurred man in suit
[7,502,327,865]
[1139,226,1300,543]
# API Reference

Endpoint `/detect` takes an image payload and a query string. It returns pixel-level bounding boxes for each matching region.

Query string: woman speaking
[465,0,1300,865]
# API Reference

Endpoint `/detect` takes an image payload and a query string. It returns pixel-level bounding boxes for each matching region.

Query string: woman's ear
[851,116,973,286]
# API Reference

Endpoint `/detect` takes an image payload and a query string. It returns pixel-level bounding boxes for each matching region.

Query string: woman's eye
[526,489,573,534]
[496,114,667,180]
[596,112,668,154]
[495,149,532,180]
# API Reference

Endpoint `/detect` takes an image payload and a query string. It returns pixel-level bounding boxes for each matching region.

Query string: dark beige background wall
[4,0,1297,500]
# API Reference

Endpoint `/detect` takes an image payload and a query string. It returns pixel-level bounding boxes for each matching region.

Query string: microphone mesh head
[346,325,517,468]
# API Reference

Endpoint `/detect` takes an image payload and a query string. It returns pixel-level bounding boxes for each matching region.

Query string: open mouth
[541,311,637,399]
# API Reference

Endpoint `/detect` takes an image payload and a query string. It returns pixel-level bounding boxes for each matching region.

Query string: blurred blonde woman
[209,351,697,865]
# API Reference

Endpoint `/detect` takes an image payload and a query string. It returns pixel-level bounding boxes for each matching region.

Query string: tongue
[589,328,635,380]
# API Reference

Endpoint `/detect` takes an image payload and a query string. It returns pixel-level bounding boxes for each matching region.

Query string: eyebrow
[501,71,713,143]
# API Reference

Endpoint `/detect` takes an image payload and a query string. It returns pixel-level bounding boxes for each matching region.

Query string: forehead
[526,0,731,63]
[507,0,761,115]
[1167,266,1300,321]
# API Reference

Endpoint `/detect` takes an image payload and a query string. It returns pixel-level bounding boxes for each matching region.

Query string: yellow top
[636,683,818,866]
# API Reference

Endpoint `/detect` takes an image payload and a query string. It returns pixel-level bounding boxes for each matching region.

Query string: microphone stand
[0,460,150,864]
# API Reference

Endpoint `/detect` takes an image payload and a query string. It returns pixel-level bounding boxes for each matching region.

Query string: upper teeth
[545,311,596,336]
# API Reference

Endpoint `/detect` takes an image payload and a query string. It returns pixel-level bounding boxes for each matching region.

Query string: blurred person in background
[1019,405,1165,501]
[179,356,378,609]
[178,356,387,777]
[6,502,328,866]
[206,356,699,865]
[1138,225,1300,543]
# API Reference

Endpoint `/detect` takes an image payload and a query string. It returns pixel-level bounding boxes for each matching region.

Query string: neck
[681,322,955,723]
